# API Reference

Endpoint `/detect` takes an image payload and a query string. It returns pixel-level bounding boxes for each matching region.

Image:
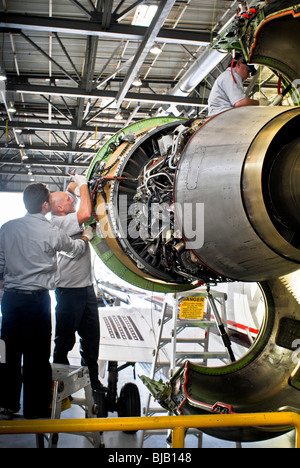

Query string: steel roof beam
[102,0,113,29]
[115,0,177,108]
[7,72,176,86]
[0,143,96,154]
[7,83,207,107]
[0,159,89,168]
[40,94,73,123]
[0,13,213,46]
[0,168,77,178]
[53,32,81,82]
[67,0,93,19]
[114,0,144,21]
[20,32,80,86]
[0,121,121,134]
[0,178,63,192]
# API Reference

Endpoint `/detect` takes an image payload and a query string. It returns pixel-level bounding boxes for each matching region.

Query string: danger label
[179,296,205,320]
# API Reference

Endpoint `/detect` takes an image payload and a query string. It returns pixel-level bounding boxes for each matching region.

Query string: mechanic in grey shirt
[208,56,259,117]
[0,212,88,291]
[0,183,93,420]
[51,174,105,403]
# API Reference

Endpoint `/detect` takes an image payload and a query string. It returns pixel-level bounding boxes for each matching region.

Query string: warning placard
[179,296,205,320]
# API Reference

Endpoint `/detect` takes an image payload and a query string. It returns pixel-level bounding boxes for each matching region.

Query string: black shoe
[0,409,17,420]
[93,383,109,394]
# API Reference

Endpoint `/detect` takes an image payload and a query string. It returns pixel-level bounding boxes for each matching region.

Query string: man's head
[234,57,257,82]
[23,183,51,215]
[51,191,76,216]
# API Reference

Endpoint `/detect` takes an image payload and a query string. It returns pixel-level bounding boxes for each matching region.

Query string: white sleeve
[222,74,246,106]
[51,212,81,237]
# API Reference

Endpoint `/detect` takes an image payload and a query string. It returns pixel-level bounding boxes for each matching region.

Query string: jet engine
[88,107,300,442]
[87,0,300,443]
[88,107,300,290]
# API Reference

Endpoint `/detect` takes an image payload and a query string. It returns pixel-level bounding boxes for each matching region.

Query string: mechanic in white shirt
[0,183,93,420]
[208,55,260,117]
[51,174,106,404]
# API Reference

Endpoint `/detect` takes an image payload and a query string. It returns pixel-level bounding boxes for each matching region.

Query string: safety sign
[179,297,205,320]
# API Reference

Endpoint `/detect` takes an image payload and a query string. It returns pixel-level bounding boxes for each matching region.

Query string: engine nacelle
[175,106,300,282]
[88,108,300,290]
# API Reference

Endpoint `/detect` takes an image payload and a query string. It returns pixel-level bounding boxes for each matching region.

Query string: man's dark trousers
[0,290,52,418]
[53,286,100,390]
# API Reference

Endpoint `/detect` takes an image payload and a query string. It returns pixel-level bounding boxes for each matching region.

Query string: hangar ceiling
[0,0,280,192]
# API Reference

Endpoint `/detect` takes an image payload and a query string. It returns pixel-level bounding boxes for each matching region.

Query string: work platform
[37,363,103,448]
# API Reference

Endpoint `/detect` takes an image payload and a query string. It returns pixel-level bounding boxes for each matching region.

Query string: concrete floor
[0,359,296,449]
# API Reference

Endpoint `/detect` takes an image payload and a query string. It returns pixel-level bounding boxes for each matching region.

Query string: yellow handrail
[0,412,299,448]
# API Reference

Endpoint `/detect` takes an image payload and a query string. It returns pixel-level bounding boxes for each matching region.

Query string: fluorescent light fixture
[0,70,7,81]
[8,102,16,114]
[150,44,162,55]
[87,138,98,145]
[132,76,142,87]
[115,111,123,120]
[132,4,158,26]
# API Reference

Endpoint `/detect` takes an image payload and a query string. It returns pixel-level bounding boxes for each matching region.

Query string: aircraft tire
[118,382,141,433]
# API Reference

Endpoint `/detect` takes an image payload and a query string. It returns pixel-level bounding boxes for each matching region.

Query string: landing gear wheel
[118,382,141,434]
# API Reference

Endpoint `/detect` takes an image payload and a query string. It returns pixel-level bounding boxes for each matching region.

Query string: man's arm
[234,97,259,109]
[56,226,93,257]
[67,175,92,225]
[224,71,259,110]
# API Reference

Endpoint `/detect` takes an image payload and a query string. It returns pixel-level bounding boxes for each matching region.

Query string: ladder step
[175,351,228,359]
[159,337,206,345]
[146,407,168,415]
[177,320,218,327]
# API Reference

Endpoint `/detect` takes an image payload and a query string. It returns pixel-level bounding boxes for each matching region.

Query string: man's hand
[81,226,94,243]
[74,187,81,197]
[69,173,88,187]
[67,181,81,198]
[259,98,269,106]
